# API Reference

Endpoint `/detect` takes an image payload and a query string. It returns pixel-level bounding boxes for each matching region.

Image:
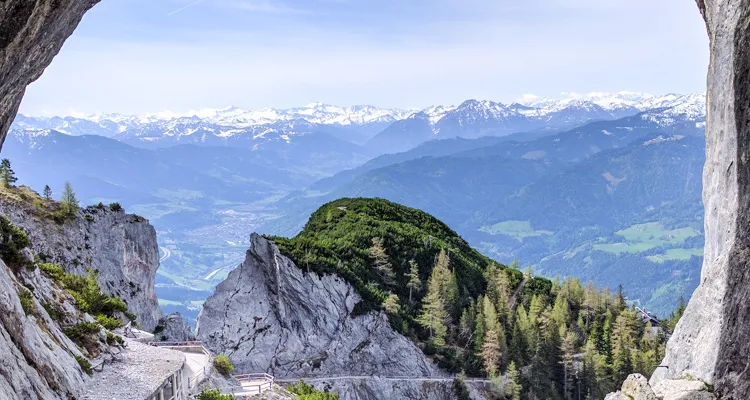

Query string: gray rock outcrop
[648,1,750,398]
[0,197,162,330]
[196,233,471,400]
[0,0,100,150]
[154,312,195,342]
[0,259,88,399]
[607,375,716,400]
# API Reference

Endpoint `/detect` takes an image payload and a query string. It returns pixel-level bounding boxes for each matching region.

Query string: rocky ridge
[0,187,162,330]
[197,233,488,400]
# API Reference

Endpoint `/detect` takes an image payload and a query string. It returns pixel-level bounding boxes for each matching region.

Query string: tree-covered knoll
[270,197,683,399]
[269,198,524,316]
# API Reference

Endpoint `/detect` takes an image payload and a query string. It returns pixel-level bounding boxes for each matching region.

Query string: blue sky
[20,0,709,116]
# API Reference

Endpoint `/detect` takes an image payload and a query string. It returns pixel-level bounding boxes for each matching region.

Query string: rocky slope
[0,0,100,150]
[0,187,162,330]
[197,233,486,400]
[0,258,88,399]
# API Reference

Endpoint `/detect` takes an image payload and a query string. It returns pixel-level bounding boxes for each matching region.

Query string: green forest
[271,198,683,399]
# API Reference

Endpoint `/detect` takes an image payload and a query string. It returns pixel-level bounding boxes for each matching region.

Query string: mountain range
[6,91,707,321]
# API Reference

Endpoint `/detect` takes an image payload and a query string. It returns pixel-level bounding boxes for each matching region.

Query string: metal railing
[187,366,208,389]
[222,373,275,397]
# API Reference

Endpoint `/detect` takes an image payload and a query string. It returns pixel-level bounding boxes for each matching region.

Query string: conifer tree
[406,259,421,303]
[369,237,395,286]
[43,185,52,199]
[417,263,448,346]
[383,293,401,314]
[60,181,79,216]
[458,302,477,347]
[0,159,17,187]
[505,361,522,400]
[615,284,627,312]
[560,331,577,400]
[481,329,501,377]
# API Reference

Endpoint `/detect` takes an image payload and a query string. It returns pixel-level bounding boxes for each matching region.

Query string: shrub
[286,380,340,400]
[64,322,101,344]
[39,263,66,282]
[0,215,30,268]
[75,355,93,375]
[452,378,471,400]
[65,322,102,353]
[105,332,124,346]
[197,389,233,400]
[213,354,234,376]
[125,311,138,322]
[19,289,38,317]
[84,215,95,222]
[42,302,65,322]
[95,315,123,330]
[109,203,123,212]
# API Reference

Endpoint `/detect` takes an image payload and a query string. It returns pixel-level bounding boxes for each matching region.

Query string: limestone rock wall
[196,234,478,400]
[0,198,163,331]
[650,1,750,398]
[0,0,100,150]
[0,259,87,399]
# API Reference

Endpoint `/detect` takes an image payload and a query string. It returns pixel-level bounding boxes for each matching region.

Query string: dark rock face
[0,0,100,150]
[154,312,195,342]
[651,1,750,399]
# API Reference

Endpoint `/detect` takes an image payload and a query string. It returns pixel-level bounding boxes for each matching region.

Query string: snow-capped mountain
[13,92,706,154]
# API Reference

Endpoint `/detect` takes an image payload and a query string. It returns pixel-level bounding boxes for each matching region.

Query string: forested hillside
[270,198,682,399]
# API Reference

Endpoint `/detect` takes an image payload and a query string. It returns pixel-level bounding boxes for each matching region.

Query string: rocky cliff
[0,188,162,330]
[647,1,750,398]
[0,0,100,150]
[197,233,485,400]
[0,258,88,399]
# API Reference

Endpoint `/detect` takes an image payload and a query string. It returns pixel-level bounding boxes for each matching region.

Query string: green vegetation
[286,380,340,400]
[64,322,101,349]
[95,315,124,330]
[197,389,233,400]
[646,248,704,263]
[0,215,30,270]
[105,331,125,346]
[39,263,130,331]
[58,181,79,219]
[271,198,676,399]
[594,222,700,255]
[0,159,18,187]
[452,377,471,400]
[43,185,52,200]
[75,355,93,375]
[479,220,552,241]
[19,289,39,317]
[213,354,234,375]
[109,202,123,212]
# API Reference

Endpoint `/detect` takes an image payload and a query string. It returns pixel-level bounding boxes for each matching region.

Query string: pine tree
[481,329,501,377]
[369,237,395,286]
[417,264,448,346]
[43,185,52,199]
[560,331,577,400]
[615,284,627,312]
[485,263,510,323]
[383,293,401,314]
[406,259,421,303]
[458,302,477,347]
[60,181,79,216]
[505,361,522,400]
[0,159,17,187]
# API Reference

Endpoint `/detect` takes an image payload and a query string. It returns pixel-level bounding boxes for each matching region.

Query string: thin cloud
[222,0,307,14]
[167,0,207,16]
